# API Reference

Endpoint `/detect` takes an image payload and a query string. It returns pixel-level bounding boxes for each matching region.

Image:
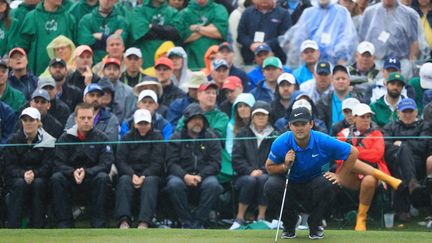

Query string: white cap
[133,109,152,124]
[124,47,142,58]
[251,108,269,116]
[342,98,361,111]
[277,73,296,85]
[138,89,158,104]
[292,99,312,113]
[353,103,375,116]
[420,62,432,89]
[20,107,41,120]
[300,40,319,53]
[357,41,375,55]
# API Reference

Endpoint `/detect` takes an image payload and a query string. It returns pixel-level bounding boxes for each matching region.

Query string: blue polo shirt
[268,130,351,183]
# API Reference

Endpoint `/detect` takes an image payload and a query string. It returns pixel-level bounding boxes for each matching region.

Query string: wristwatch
[194,25,201,32]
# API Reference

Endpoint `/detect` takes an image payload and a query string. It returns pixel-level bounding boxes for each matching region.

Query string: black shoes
[309,226,324,240]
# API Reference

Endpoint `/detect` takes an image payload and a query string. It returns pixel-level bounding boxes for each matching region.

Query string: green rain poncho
[17,2,76,76]
[0,17,20,57]
[78,6,129,63]
[178,0,228,69]
[130,0,180,68]
[68,0,99,22]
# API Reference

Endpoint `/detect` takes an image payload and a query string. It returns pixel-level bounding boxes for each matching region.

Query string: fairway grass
[0,229,431,243]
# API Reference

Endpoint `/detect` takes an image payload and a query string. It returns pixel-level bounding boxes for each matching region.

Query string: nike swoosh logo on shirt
[312,154,319,157]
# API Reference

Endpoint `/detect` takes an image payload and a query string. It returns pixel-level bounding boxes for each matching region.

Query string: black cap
[0,59,7,69]
[315,61,332,75]
[332,64,349,75]
[289,107,312,123]
[49,58,66,67]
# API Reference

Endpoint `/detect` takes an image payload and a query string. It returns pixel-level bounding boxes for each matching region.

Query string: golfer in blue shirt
[266,107,402,239]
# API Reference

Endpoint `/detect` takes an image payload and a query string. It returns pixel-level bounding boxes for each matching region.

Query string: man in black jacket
[49,57,83,112]
[383,98,430,222]
[115,109,164,229]
[51,103,114,228]
[164,103,223,229]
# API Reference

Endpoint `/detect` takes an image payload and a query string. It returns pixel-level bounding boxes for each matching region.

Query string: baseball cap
[84,83,104,96]
[198,82,218,92]
[212,59,229,70]
[20,107,41,120]
[300,40,319,53]
[315,61,332,75]
[188,71,207,89]
[397,98,417,111]
[74,45,93,57]
[342,98,360,111]
[383,56,401,71]
[357,41,375,55]
[218,42,233,52]
[133,109,152,124]
[254,43,272,55]
[0,59,8,69]
[289,107,312,123]
[222,76,242,90]
[98,78,115,93]
[138,89,158,104]
[49,58,66,67]
[103,57,120,68]
[332,64,349,75]
[251,101,271,116]
[38,76,56,89]
[420,62,432,89]
[31,89,50,101]
[124,47,142,58]
[8,47,26,58]
[154,57,173,69]
[386,72,405,85]
[277,73,296,85]
[263,56,282,69]
[292,99,312,113]
[353,103,375,116]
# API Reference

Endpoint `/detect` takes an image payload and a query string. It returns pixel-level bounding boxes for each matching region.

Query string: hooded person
[143,41,176,77]
[0,0,20,57]
[130,0,180,69]
[167,46,193,92]
[201,45,219,76]
[280,0,358,68]
[165,102,223,229]
[225,93,256,155]
[40,35,76,77]
[178,0,228,69]
[16,0,76,76]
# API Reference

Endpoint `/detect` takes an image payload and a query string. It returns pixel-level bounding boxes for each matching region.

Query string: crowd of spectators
[0,0,432,231]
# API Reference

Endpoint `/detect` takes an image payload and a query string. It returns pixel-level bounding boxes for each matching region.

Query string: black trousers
[7,178,48,228]
[385,144,426,212]
[164,175,223,226]
[51,171,111,228]
[265,175,337,233]
[115,175,160,225]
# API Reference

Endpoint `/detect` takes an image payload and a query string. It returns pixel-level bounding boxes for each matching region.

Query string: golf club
[274,166,291,243]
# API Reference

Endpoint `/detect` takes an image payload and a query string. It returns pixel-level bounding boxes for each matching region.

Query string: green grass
[0,229,431,243]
